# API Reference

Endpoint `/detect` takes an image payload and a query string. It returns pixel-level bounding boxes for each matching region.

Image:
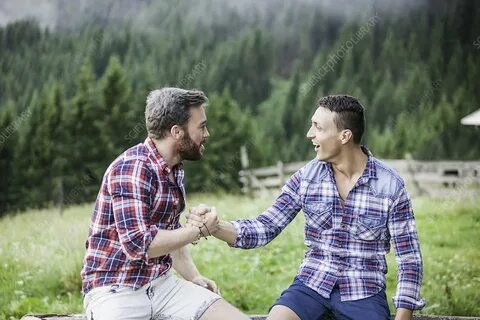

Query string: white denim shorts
[83,272,222,320]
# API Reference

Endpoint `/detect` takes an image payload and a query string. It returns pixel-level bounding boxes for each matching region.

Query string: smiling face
[179,105,210,161]
[306,106,344,162]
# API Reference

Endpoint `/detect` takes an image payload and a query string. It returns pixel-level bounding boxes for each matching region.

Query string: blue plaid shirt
[231,147,425,310]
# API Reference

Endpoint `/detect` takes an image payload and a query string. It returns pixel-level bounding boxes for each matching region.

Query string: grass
[0,193,479,319]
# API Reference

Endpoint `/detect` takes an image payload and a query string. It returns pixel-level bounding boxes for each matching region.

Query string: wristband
[202,222,211,236]
[199,226,208,240]
[191,227,202,245]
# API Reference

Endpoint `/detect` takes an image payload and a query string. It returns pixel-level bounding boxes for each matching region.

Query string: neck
[151,138,182,169]
[330,144,368,180]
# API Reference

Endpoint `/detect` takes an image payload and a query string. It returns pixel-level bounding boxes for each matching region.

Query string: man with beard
[81,88,249,320]
[188,95,425,320]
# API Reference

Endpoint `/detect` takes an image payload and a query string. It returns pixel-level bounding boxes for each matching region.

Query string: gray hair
[145,87,208,139]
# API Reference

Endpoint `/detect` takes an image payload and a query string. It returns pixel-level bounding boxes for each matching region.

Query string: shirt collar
[358,145,377,183]
[145,137,183,175]
[324,145,377,183]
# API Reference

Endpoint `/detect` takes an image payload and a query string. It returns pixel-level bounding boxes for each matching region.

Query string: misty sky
[0,0,427,30]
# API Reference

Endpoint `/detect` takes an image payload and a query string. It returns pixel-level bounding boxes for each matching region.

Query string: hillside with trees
[0,0,479,214]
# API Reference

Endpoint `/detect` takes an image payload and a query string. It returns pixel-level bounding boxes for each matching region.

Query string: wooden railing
[21,313,480,319]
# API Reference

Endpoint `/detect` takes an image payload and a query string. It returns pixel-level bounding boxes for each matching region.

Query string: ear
[170,125,185,140]
[339,129,353,145]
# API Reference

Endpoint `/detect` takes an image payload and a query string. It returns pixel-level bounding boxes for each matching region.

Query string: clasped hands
[185,204,219,240]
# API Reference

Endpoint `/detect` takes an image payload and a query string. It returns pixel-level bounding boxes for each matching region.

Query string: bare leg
[267,305,301,320]
[199,299,250,320]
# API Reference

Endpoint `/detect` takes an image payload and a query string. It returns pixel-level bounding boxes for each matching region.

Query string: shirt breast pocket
[303,201,333,231]
[355,213,388,241]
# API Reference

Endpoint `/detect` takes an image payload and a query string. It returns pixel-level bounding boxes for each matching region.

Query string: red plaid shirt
[81,138,185,294]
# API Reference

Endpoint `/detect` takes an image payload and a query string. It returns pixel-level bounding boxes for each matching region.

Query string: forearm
[171,246,201,281]
[147,226,200,258]
[212,219,238,244]
[394,258,424,310]
[390,188,425,310]
[395,308,413,320]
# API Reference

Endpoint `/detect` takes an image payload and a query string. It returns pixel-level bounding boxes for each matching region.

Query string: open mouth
[313,143,319,151]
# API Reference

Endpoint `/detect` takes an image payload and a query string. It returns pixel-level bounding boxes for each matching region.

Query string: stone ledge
[20,314,480,320]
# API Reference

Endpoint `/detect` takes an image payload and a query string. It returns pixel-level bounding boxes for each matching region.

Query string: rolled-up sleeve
[108,159,158,264]
[230,170,303,249]
[389,187,426,310]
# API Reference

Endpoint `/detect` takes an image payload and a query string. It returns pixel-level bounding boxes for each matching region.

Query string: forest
[1,0,479,214]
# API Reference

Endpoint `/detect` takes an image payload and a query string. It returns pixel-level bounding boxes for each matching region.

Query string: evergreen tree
[63,62,106,204]
[0,1,479,211]
[99,55,133,158]
[14,91,49,208]
[184,91,250,192]
[0,102,18,213]
[282,70,300,139]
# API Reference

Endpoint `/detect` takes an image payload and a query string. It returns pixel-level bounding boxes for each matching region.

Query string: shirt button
[340,224,348,229]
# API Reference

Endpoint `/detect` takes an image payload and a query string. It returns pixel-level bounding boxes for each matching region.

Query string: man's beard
[179,132,203,161]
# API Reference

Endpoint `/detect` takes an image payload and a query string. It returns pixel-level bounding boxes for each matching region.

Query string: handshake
[185,204,220,240]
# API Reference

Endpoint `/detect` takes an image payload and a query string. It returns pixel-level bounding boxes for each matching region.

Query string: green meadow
[0,194,479,319]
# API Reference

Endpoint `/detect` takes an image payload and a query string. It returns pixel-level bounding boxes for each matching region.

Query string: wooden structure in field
[20,314,480,320]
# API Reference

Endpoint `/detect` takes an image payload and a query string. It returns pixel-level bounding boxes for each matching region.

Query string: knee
[267,305,300,320]
[198,299,250,320]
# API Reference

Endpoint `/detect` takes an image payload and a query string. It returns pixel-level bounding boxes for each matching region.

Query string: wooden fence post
[405,153,428,197]
[240,145,252,196]
[277,161,284,185]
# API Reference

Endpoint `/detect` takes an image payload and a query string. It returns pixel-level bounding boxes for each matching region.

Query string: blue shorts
[271,278,390,320]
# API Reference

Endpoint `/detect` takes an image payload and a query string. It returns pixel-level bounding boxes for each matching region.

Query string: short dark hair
[145,88,208,139]
[316,95,365,144]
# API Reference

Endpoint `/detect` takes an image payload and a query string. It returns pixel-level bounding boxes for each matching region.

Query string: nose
[306,125,314,139]
[204,128,210,138]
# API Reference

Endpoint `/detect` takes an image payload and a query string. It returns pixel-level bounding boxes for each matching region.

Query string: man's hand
[191,275,219,294]
[186,204,219,236]
[185,204,209,228]
[187,204,238,244]
[395,308,413,320]
[202,207,220,235]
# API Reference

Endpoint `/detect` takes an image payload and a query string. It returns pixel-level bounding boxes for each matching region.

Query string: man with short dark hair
[188,95,425,320]
[81,87,249,320]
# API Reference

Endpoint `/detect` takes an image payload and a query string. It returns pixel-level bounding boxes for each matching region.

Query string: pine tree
[43,83,67,205]
[282,70,300,139]
[99,55,133,158]
[63,62,106,204]
[0,101,18,214]
[14,91,49,208]
[370,70,395,130]
[184,91,250,192]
